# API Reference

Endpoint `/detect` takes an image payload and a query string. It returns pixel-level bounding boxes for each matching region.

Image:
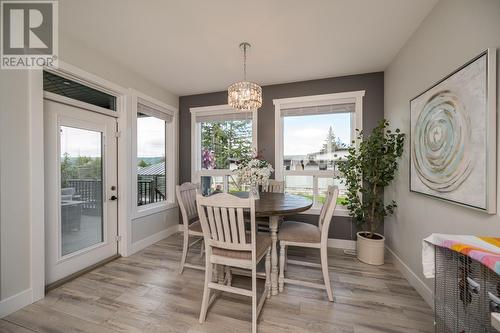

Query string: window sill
[133,201,178,219]
[300,207,351,217]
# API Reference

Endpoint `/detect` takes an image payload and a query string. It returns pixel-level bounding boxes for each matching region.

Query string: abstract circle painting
[412,91,472,193]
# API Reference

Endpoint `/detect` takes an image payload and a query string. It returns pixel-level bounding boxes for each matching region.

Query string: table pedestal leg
[269,215,280,296]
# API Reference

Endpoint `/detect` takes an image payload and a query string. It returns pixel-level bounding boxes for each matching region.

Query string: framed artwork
[410,49,497,213]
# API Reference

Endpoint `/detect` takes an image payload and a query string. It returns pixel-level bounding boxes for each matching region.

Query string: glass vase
[249,184,260,199]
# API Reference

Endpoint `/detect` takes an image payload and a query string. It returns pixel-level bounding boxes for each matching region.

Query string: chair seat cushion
[212,234,271,260]
[278,221,320,243]
[188,220,203,233]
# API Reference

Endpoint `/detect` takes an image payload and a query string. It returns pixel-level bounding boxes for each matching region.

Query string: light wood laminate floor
[1,234,433,333]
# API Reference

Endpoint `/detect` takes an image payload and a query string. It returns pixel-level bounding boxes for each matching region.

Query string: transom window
[274,91,364,214]
[191,105,257,195]
[44,70,117,111]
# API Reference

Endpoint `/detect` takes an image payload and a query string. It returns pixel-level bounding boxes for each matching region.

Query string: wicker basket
[434,246,500,332]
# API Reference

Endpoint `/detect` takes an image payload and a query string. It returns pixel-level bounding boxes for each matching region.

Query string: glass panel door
[44,98,118,285]
[60,126,104,256]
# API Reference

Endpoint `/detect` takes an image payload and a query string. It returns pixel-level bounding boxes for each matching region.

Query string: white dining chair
[176,182,204,273]
[261,180,284,193]
[278,185,338,301]
[196,193,271,333]
[256,180,284,232]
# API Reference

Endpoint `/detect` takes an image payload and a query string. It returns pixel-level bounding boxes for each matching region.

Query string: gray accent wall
[179,72,384,240]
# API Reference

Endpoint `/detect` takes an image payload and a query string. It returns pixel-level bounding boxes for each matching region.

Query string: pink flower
[202,149,215,169]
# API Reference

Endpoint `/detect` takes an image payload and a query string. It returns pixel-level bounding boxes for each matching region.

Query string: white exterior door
[44,99,118,284]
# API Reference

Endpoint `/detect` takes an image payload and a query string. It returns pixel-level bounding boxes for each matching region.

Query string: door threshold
[45,254,121,292]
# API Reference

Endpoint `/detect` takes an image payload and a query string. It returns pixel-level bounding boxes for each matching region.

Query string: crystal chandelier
[228,42,262,111]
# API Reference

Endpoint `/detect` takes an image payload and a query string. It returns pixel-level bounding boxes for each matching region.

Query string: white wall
[0,33,179,315]
[59,36,178,107]
[384,0,500,306]
[0,71,31,302]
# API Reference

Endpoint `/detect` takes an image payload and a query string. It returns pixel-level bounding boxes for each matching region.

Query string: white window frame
[274,90,365,216]
[131,89,178,218]
[190,104,257,191]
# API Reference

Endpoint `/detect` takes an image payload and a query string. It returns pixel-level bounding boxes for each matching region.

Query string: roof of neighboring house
[138,161,165,176]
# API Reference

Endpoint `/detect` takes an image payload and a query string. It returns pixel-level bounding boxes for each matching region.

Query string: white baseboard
[0,289,32,318]
[130,224,180,255]
[386,246,433,308]
[327,238,356,250]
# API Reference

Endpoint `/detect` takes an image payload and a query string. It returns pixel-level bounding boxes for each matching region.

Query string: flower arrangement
[236,153,274,198]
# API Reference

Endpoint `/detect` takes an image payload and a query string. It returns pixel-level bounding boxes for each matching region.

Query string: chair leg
[320,246,333,302]
[279,242,285,293]
[199,239,204,258]
[265,248,271,299]
[179,232,189,274]
[199,261,213,323]
[284,245,288,271]
[251,267,257,333]
[217,264,225,284]
[225,266,232,286]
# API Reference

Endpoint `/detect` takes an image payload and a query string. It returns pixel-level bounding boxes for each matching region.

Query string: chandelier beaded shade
[228,42,262,111]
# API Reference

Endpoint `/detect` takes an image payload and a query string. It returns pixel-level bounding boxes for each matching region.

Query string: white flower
[236,158,274,188]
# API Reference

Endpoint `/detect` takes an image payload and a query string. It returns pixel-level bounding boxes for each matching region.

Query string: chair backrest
[318,185,339,242]
[196,193,257,257]
[262,180,284,193]
[176,182,199,227]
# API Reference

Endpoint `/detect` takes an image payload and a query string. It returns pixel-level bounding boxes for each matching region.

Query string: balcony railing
[66,179,102,215]
[137,176,166,206]
[66,177,166,209]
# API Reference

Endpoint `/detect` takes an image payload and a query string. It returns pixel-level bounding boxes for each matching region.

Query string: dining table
[234,191,313,296]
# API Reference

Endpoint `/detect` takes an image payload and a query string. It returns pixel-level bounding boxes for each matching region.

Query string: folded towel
[422,234,500,279]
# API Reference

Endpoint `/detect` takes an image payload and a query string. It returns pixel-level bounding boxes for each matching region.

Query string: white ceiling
[60,0,438,96]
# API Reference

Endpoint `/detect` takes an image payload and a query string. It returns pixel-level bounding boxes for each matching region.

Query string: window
[44,71,117,111]
[137,112,166,206]
[191,105,257,195]
[133,94,177,214]
[274,91,364,214]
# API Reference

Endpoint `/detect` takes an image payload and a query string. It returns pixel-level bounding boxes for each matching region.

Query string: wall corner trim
[385,246,434,308]
[129,224,181,255]
[0,289,32,318]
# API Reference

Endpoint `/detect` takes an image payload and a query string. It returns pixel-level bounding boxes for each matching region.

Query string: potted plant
[337,119,404,265]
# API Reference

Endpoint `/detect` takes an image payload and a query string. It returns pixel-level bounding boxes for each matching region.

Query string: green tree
[320,126,347,154]
[337,120,405,238]
[76,156,92,166]
[60,152,77,187]
[138,159,149,168]
[201,120,252,169]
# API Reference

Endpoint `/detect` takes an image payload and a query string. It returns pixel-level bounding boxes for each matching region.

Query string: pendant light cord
[243,43,247,81]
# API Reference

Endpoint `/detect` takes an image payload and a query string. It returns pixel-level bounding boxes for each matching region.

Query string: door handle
[110,195,118,201]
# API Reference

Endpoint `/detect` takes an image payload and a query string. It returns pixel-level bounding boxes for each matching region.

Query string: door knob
[110,195,118,201]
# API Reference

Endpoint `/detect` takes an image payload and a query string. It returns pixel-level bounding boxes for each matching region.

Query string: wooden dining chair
[256,180,284,232]
[176,182,204,273]
[196,193,271,333]
[278,185,338,301]
[261,180,284,193]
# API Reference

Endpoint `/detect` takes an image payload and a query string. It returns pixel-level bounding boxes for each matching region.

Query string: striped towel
[422,234,500,278]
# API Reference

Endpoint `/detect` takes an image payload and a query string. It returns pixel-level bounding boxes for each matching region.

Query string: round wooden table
[234,192,313,295]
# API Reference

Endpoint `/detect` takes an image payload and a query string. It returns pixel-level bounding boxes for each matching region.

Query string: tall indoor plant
[337,119,404,265]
